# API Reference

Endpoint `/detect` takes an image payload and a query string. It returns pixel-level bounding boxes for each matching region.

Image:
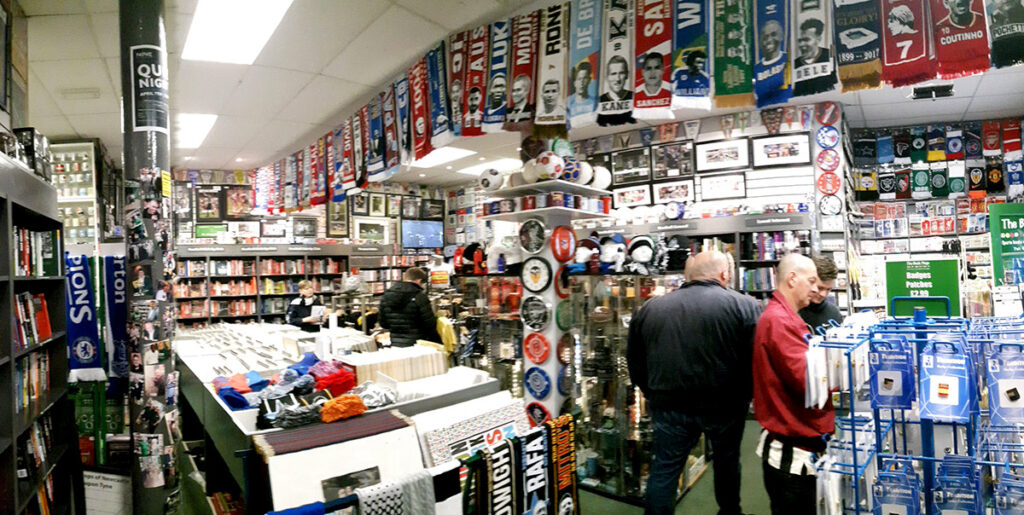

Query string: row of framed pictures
[596,133,811,187]
[189,216,394,243]
[349,192,444,219]
[612,172,747,208]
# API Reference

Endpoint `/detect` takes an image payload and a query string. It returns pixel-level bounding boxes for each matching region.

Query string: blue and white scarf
[393,77,413,167]
[104,256,129,379]
[66,254,106,381]
[484,19,511,133]
[366,93,386,180]
[426,41,456,148]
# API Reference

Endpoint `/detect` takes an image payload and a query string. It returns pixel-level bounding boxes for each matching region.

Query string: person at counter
[287,280,325,332]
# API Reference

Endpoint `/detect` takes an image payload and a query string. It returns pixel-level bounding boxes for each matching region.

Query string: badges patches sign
[524,332,551,364]
[521,295,552,331]
[525,367,552,399]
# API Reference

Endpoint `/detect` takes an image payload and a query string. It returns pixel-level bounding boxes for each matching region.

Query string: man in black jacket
[799,256,844,335]
[627,251,762,515]
[379,267,440,347]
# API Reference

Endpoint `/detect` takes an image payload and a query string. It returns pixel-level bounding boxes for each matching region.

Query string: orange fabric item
[227,373,252,394]
[320,395,367,423]
[315,369,356,397]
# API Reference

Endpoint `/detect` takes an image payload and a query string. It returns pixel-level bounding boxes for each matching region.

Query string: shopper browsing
[753,254,832,515]
[379,267,440,347]
[626,251,762,515]
[799,256,844,335]
[287,280,325,333]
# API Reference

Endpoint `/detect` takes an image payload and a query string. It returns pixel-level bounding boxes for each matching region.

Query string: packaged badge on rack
[919,336,977,424]
[869,335,916,410]
[872,458,922,515]
[988,343,1024,426]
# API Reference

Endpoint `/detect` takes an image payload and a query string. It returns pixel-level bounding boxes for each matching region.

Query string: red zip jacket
[753,291,835,440]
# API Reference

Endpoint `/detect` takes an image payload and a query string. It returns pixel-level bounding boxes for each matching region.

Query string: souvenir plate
[816,148,840,172]
[524,332,550,364]
[519,218,547,254]
[817,172,841,195]
[521,295,552,331]
[662,201,683,220]
[524,367,552,399]
[815,126,840,149]
[550,225,577,263]
[526,402,551,427]
[554,265,571,299]
[819,195,842,216]
[521,256,553,293]
[815,101,839,126]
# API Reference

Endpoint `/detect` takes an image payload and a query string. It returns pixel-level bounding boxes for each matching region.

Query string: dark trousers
[762,461,817,515]
[644,407,746,515]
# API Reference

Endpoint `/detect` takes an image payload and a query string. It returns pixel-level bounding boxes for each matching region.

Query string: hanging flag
[834,0,882,92]
[569,0,602,127]
[987,0,1024,68]
[427,42,456,148]
[753,0,792,107]
[878,169,897,200]
[367,95,386,180]
[394,77,413,167]
[671,1,711,109]
[66,254,106,381]
[311,137,326,205]
[713,0,755,107]
[929,162,949,197]
[284,153,298,212]
[988,155,1006,193]
[926,125,946,161]
[103,256,128,379]
[324,131,336,202]
[880,0,935,86]
[968,158,987,196]
[633,0,674,118]
[948,160,966,198]
[448,31,470,137]
[896,167,912,199]
[965,122,983,159]
[300,148,311,209]
[792,0,838,96]
[505,11,539,132]
[893,129,912,164]
[463,25,490,137]
[381,85,400,181]
[910,126,927,162]
[340,119,356,193]
[877,133,894,163]
[357,104,371,187]
[983,120,1002,156]
[409,57,434,161]
[928,0,990,78]
[1003,119,1023,160]
[597,0,636,125]
[484,19,511,133]
[911,162,931,199]
[946,126,964,160]
[534,2,570,131]
[1008,159,1024,199]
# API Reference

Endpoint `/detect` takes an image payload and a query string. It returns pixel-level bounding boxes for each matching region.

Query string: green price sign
[194,224,227,238]
[885,259,961,317]
[988,203,1024,287]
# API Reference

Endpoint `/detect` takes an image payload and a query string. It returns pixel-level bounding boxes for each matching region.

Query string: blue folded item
[288,352,321,375]
[267,501,325,515]
[245,370,269,392]
[218,386,253,410]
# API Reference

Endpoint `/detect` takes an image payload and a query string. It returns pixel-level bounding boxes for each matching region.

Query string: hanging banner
[987,0,1024,68]
[284,153,298,212]
[880,0,934,87]
[633,0,674,118]
[66,254,106,381]
[253,165,269,214]
[272,159,283,213]
[930,161,949,197]
[753,0,792,107]
[597,0,636,125]
[297,148,309,209]
[671,0,711,109]
[448,31,469,137]
[834,0,882,92]
[367,94,386,181]
[569,0,602,127]
[103,256,128,379]
[357,104,371,187]
[311,137,326,205]
[792,0,838,96]
[968,158,987,196]
[463,25,490,137]
[535,2,570,128]
[988,155,1006,193]
[324,131,336,203]
[893,129,912,164]
[393,77,413,167]
[713,0,755,107]
[484,19,511,133]
[927,124,946,161]
[409,57,434,161]
[426,41,456,148]
[928,0,990,78]
[910,126,927,162]
[983,120,1002,156]
[965,121,983,159]
[340,119,356,193]
[505,12,539,132]
[330,127,345,202]
[946,126,964,160]
[1004,119,1023,160]
[381,84,400,180]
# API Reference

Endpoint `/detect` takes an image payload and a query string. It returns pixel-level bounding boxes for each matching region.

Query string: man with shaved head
[627,250,761,515]
[753,253,833,514]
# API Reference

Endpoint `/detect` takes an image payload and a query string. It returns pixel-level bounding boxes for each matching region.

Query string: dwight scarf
[597,0,636,125]
[753,0,792,107]
[505,11,539,132]
[66,254,106,381]
[569,0,602,128]
[409,57,433,161]
[928,0,990,78]
[987,0,1024,68]
[484,20,511,133]
[366,95,386,181]
[393,77,413,167]
[633,0,674,119]
[103,256,128,379]
[463,25,490,137]
[381,85,400,180]
[427,42,456,149]
[448,31,469,137]
[834,0,882,92]
[671,0,711,109]
[534,2,570,136]
[880,0,934,86]
[792,0,838,96]
[713,0,755,107]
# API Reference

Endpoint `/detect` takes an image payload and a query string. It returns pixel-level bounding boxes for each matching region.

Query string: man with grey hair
[627,250,761,515]
[753,254,832,514]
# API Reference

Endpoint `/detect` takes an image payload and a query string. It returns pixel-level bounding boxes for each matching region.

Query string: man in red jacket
[753,253,833,514]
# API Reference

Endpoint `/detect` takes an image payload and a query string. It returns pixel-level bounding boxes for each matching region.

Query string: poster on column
[884,259,961,316]
[989,203,1024,286]
[130,45,169,133]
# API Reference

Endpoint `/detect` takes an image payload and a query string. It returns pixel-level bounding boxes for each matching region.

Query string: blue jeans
[644,407,747,515]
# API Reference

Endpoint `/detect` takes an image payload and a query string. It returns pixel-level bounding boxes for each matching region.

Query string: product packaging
[869,335,916,410]
[873,458,922,515]
[919,337,976,423]
[931,455,981,515]
[988,343,1024,426]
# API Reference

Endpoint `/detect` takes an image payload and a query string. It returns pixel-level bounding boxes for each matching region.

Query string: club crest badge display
[524,332,550,364]
[816,126,840,149]
[815,101,839,126]
[519,218,546,254]
[817,172,841,195]
[520,256,552,293]
[521,295,551,331]
[526,402,551,427]
[524,367,551,399]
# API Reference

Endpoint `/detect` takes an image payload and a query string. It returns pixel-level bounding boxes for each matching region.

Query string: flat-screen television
[402,220,443,249]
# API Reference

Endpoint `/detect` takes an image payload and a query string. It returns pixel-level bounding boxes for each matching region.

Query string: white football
[522,159,541,184]
[479,168,503,191]
[562,157,582,182]
[591,165,612,190]
[535,151,565,181]
[577,161,594,185]
[506,171,525,187]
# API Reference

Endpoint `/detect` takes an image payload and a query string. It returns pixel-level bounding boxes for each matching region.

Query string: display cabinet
[52,139,122,247]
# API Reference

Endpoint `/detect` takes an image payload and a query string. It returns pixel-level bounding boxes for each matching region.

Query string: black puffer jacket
[379,282,439,347]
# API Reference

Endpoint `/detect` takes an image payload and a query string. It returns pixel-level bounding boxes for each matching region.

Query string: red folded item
[315,369,356,397]
[227,373,252,394]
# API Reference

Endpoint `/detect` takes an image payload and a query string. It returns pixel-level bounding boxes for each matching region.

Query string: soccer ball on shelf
[535,151,565,181]
[521,159,541,184]
[577,160,594,185]
[479,168,503,191]
[562,157,582,182]
[591,165,612,190]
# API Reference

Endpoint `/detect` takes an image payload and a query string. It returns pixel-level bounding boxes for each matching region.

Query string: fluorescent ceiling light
[175,113,218,149]
[410,146,476,168]
[182,0,294,65]
[457,158,523,176]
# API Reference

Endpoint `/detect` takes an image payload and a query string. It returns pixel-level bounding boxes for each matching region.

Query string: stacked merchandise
[209,299,256,318]
[173,280,207,299]
[740,230,810,261]
[738,267,777,292]
[338,346,448,383]
[12,226,60,277]
[260,297,288,317]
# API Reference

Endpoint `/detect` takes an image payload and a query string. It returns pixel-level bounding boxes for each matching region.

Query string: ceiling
[22,0,1024,186]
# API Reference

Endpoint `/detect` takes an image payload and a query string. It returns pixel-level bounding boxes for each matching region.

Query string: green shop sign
[194,224,227,238]
[988,203,1024,287]
[885,259,960,317]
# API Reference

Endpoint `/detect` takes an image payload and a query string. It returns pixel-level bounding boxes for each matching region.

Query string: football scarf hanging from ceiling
[834,0,882,92]
[986,0,1024,68]
[311,137,326,205]
[366,95,386,181]
[753,0,792,108]
[633,0,674,118]
[330,126,345,201]
[463,25,490,137]
[284,153,297,212]
[568,0,602,128]
[393,77,413,167]
[274,159,284,213]
[324,131,337,202]
[792,0,838,96]
[427,41,456,149]
[484,19,511,133]
[713,0,755,107]
[253,165,269,214]
[927,0,990,78]
[300,148,311,208]
[340,118,356,193]
[409,57,434,161]
[103,255,128,379]
[534,2,570,136]
[381,84,400,180]
[356,105,369,188]
[671,0,710,109]
[505,12,539,132]
[66,254,106,381]
[880,0,935,87]
[448,31,469,137]
[597,0,636,126]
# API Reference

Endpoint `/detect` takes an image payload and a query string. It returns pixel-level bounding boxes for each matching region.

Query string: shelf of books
[1,162,83,514]
[350,254,431,295]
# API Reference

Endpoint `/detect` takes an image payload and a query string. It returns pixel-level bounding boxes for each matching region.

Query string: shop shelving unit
[52,139,122,248]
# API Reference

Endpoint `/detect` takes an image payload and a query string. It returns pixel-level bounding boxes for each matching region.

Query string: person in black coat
[379,267,440,347]
[287,280,324,332]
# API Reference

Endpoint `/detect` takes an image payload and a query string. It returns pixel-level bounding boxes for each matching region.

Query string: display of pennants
[597,0,635,125]
[896,167,912,199]
[967,158,987,196]
[911,163,931,199]
[505,11,539,132]
[834,0,882,92]
[761,107,783,135]
[671,0,711,109]
[988,155,1005,193]
[930,161,949,197]
[568,0,601,129]
[878,169,897,200]
[633,0,674,119]
[927,0,990,79]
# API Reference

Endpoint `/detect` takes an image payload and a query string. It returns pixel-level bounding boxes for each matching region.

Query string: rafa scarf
[1003,119,1023,160]
[597,0,636,125]
[568,0,602,128]
[834,0,882,92]
[448,31,469,137]
[792,0,838,96]
[484,20,511,133]
[713,0,755,107]
[339,118,356,193]
[505,12,539,132]
[103,256,128,379]
[986,0,1024,68]
[409,57,434,161]
[66,254,106,381]
[534,2,570,137]
[927,0,990,78]
[427,42,456,149]
[463,25,490,137]
[366,95,386,181]
[311,138,326,205]
[633,0,674,118]
[753,0,792,107]
[880,0,934,86]
[300,148,311,209]
[671,0,710,109]
[381,85,400,180]
[283,153,297,212]
[393,77,413,167]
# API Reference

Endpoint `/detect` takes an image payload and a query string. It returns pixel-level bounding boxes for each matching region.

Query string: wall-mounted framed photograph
[695,140,750,172]
[611,147,651,185]
[612,184,652,208]
[420,199,445,220]
[293,217,318,238]
[223,186,253,219]
[369,193,387,217]
[351,193,369,216]
[195,186,223,221]
[353,217,390,244]
[699,172,747,201]
[387,194,403,217]
[652,179,695,204]
[327,198,349,238]
[652,140,695,179]
[751,134,811,167]
[402,197,420,219]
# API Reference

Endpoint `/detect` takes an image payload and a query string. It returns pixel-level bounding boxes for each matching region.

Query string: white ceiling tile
[220,66,314,119]
[83,0,117,13]
[21,0,86,16]
[164,12,192,57]
[182,145,239,169]
[171,59,246,113]
[848,85,912,105]
[857,75,981,105]
[29,114,77,138]
[254,0,390,74]
[28,70,62,117]
[860,98,972,121]
[105,57,121,96]
[165,0,198,15]
[974,73,1024,97]
[968,93,1024,113]
[240,119,316,159]
[28,15,100,61]
[199,115,267,149]
[89,13,118,58]
[963,110,1024,123]
[322,5,447,87]
[31,58,119,115]
[277,75,370,124]
[396,0,504,30]
[67,112,121,142]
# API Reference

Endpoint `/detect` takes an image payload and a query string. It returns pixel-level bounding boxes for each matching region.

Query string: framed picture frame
[751,134,812,167]
[351,193,369,216]
[353,217,390,244]
[261,220,288,237]
[227,221,260,238]
[420,199,445,220]
[699,172,747,201]
[652,140,695,179]
[402,197,421,219]
[652,179,695,204]
[173,182,193,222]
[223,186,253,220]
[368,193,387,217]
[611,147,652,185]
[293,217,318,238]
[327,198,349,238]
[387,194,403,218]
[695,140,750,172]
[612,184,652,208]
[195,186,223,221]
